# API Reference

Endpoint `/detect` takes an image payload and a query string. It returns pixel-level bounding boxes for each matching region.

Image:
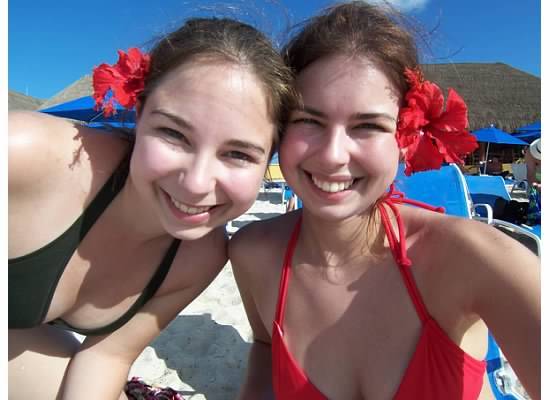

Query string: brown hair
[136,17,297,147]
[282,1,419,98]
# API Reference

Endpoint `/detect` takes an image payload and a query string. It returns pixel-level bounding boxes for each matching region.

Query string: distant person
[486,156,503,175]
[525,138,541,225]
[526,138,541,192]
[8,17,296,399]
[230,2,540,400]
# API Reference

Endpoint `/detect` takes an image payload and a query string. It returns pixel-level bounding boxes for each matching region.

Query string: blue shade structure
[513,120,541,142]
[39,96,136,128]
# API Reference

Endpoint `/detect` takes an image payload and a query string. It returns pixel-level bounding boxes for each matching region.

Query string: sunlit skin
[280,55,401,224]
[130,61,275,240]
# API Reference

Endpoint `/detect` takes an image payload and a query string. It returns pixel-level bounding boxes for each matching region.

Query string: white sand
[128,188,286,399]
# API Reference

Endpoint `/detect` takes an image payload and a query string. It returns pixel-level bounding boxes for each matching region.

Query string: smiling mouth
[309,174,357,193]
[168,195,214,215]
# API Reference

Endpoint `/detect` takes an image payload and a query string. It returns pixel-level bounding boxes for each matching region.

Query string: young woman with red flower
[230,3,540,400]
[8,18,296,399]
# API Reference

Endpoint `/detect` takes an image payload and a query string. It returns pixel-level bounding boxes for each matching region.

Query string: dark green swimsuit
[8,156,181,336]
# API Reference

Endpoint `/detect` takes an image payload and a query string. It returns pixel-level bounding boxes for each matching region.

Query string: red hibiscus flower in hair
[396,68,478,176]
[93,47,151,117]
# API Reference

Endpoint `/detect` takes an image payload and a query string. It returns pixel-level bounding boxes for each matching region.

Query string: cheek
[359,136,400,168]
[219,166,267,207]
[130,137,179,182]
[279,131,309,171]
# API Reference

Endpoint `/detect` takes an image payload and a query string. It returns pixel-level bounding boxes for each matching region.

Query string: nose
[179,153,216,197]
[318,126,350,167]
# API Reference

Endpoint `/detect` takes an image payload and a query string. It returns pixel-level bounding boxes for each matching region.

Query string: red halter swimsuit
[272,186,487,399]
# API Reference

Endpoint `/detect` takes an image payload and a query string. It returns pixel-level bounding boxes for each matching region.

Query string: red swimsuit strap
[274,216,302,327]
[377,184,445,323]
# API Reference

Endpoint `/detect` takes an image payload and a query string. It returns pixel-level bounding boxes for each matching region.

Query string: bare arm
[450,220,541,399]
[62,231,227,399]
[60,288,200,399]
[230,228,274,400]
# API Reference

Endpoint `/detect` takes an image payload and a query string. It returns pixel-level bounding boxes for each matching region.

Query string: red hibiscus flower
[92,47,151,117]
[396,68,478,176]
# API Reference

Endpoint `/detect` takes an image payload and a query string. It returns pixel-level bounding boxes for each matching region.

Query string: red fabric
[396,68,478,176]
[271,190,486,399]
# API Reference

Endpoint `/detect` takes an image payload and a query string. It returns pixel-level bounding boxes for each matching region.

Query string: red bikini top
[272,185,487,399]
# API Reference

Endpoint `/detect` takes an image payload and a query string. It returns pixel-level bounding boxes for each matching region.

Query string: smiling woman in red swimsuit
[230,2,540,400]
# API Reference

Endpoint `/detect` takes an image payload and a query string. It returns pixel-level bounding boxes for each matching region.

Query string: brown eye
[225,151,259,165]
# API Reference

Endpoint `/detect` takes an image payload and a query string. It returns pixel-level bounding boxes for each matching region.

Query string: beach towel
[125,377,183,400]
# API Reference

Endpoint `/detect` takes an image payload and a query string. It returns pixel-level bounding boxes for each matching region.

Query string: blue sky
[8,0,541,100]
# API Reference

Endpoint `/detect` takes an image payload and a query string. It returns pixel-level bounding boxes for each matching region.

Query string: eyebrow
[299,106,396,122]
[151,109,194,131]
[226,139,266,155]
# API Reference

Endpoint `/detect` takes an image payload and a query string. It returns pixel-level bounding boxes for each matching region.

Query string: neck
[107,176,173,245]
[299,206,385,269]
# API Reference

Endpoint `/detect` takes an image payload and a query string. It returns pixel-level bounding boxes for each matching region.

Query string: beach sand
[128,188,286,399]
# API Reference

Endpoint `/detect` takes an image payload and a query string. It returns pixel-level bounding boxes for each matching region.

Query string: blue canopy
[512,120,541,142]
[40,95,136,125]
[472,126,528,145]
[516,121,540,132]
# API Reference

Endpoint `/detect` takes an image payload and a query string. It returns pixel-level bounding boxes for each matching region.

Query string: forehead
[296,55,400,110]
[143,60,275,143]
[152,60,267,110]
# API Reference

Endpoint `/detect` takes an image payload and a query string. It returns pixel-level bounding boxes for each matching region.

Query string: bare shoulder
[229,210,298,276]
[403,205,536,266]
[8,112,130,256]
[9,111,129,193]
[9,111,77,190]
[403,206,539,308]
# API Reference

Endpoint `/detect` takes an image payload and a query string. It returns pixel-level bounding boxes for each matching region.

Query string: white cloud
[365,0,430,12]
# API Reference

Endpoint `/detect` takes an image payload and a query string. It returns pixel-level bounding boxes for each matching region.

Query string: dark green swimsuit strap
[49,239,180,336]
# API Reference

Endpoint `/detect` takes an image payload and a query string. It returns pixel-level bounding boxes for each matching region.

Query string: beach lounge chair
[395,163,538,400]
[465,175,530,226]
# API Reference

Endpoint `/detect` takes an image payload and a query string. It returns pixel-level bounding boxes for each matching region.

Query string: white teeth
[170,196,212,214]
[312,176,354,193]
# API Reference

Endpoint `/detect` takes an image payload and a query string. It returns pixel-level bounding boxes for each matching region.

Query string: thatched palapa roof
[39,75,93,109]
[422,63,540,132]
[32,63,540,132]
[8,90,44,111]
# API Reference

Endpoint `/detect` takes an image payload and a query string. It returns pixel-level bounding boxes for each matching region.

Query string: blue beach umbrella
[471,125,528,174]
[472,126,528,145]
[40,95,136,128]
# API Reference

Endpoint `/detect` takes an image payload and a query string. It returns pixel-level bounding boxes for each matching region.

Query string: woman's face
[280,55,401,221]
[131,61,274,240]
